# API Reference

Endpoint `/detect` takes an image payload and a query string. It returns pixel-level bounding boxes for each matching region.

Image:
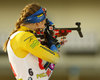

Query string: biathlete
[3,3,60,80]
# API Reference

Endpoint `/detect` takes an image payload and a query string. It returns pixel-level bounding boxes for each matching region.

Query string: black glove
[45,31,58,42]
[45,31,58,48]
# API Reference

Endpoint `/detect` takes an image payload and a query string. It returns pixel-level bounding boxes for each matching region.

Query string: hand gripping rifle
[35,19,83,45]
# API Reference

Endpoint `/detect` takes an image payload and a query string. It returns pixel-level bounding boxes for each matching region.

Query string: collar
[18,26,36,33]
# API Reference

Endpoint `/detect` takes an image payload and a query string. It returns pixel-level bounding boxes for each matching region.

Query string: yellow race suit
[7,26,60,80]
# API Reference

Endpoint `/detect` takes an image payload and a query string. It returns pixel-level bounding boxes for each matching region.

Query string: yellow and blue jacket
[7,26,60,80]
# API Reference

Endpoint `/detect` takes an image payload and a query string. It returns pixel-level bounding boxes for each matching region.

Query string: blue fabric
[48,40,58,51]
[50,45,58,51]
[24,7,46,23]
[48,19,54,26]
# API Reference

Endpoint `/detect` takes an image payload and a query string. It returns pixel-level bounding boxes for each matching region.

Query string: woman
[3,3,60,80]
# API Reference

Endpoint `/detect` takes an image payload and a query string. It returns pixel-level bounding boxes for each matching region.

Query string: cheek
[43,24,45,28]
[42,23,45,27]
[39,24,45,29]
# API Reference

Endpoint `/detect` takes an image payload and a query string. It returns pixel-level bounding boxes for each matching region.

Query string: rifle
[35,19,83,45]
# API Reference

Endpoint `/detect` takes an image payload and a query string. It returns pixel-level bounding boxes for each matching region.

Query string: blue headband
[24,7,46,23]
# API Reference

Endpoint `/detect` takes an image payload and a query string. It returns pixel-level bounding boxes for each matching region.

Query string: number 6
[28,68,33,76]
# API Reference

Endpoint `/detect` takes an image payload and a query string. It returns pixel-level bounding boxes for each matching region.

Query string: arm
[17,32,60,64]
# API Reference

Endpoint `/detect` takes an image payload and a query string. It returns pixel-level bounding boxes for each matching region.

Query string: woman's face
[39,19,46,29]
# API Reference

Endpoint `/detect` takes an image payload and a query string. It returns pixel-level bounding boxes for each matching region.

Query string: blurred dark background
[0,0,100,80]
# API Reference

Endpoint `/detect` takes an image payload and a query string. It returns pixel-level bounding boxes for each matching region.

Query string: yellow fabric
[10,26,60,64]
[17,78,23,80]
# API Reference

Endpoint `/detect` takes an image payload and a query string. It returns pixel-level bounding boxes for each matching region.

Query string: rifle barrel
[55,28,79,30]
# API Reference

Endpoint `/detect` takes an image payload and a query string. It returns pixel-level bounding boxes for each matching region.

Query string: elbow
[52,55,60,64]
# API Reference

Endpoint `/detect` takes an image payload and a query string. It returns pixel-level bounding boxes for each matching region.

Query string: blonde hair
[3,3,41,52]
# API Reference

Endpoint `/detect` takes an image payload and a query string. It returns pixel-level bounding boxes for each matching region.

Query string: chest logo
[30,40,39,49]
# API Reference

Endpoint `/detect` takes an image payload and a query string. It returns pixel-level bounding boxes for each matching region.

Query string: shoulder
[15,31,36,43]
